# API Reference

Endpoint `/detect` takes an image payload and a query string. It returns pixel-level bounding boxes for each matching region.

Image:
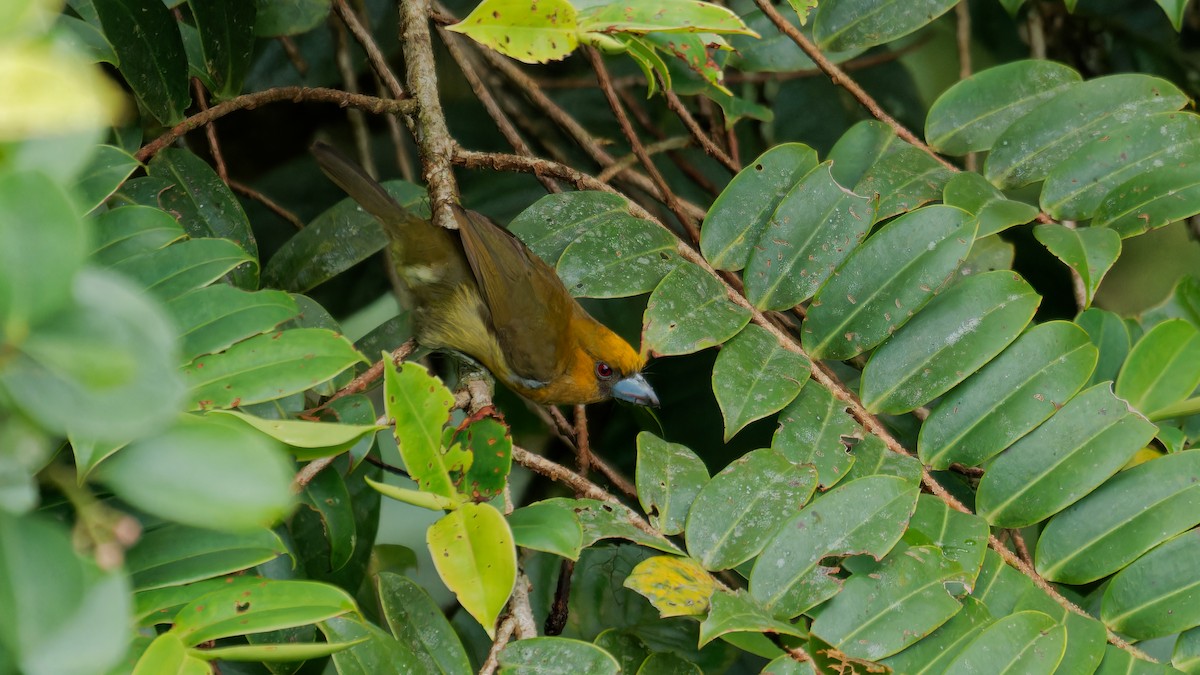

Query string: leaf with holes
[685,449,816,571]
[713,324,811,439]
[802,205,977,361]
[919,321,1097,470]
[771,382,856,488]
[635,433,708,536]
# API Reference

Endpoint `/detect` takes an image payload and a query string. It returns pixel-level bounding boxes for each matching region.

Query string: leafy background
[3,0,1200,673]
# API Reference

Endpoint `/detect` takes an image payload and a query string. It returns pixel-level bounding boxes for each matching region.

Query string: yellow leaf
[624,555,715,617]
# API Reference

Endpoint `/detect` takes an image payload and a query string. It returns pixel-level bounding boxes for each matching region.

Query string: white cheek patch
[403,264,443,285]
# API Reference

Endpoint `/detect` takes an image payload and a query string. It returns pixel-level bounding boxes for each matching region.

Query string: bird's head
[534,314,658,407]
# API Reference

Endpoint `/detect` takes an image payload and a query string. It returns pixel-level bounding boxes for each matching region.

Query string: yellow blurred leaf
[0,42,126,139]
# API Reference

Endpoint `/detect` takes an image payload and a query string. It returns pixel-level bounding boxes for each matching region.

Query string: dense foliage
[3,0,1200,673]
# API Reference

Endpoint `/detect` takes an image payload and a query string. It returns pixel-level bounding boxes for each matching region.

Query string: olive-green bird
[312,142,658,407]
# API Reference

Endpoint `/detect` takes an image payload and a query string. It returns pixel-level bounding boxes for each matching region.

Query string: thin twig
[587,47,699,241]
[573,404,592,478]
[228,179,305,230]
[439,27,560,193]
[293,456,338,491]
[136,87,416,162]
[664,89,740,172]
[334,0,405,99]
[191,78,229,181]
[479,616,516,675]
[597,137,692,183]
[277,35,309,76]
[955,2,978,172]
[399,0,460,231]
[752,0,957,172]
[331,16,379,178]
[617,87,722,196]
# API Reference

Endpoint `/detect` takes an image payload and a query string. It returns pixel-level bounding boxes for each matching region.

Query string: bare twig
[277,35,309,76]
[752,0,957,172]
[136,87,416,162]
[331,16,379,178]
[399,0,460,231]
[294,456,339,491]
[664,89,740,172]
[439,27,560,193]
[479,616,517,675]
[191,78,229,181]
[228,179,306,230]
[573,404,592,478]
[956,2,977,172]
[334,0,405,99]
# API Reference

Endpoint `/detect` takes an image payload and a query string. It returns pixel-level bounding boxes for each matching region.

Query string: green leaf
[454,416,513,501]
[750,475,920,617]
[828,120,954,221]
[172,579,356,646]
[919,321,1098,469]
[644,33,727,95]
[3,269,183,441]
[262,181,422,293]
[771,382,856,488]
[810,545,973,660]
[526,498,682,554]
[92,0,189,124]
[636,652,702,675]
[635,432,708,536]
[577,0,754,35]
[861,270,1040,414]
[925,60,1081,155]
[111,237,253,301]
[319,615,425,674]
[813,0,957,51]
[984,75,1188,189]
[1041,112,1200,220]
[1034,224,1121,308]
[977,383,1157,527]
[623,555,716,617]
[73,144,139,214]
[1103,529,1200,640]
[1143,275,1200,329]
[92,205,186,267]
[508,191,628,266]
[729,7,862,73]
[642,263,751,357]
[1154,0,1188,30]
[183,328,365,410]
[1077,307,1132,387]
[54,14,118,65]
[383,361,457,498]
[186,0,255,98]
[556,217,679,298]
[126,524,285,592]
[99,415,295,531]
[149,148,259,288]
[365,476,460,511]
[685,449,817,571]
[499,637,619,675]
[1174,626,1200,672]
[593,631,649,674]
[1012,585,1107,675]
[903,495,989,584]
[253,0,330,36]
[0,511,131,675]
[940,611,1067,673]
[743,163,875,310]
[1115,319,1200,418]
[802,205,977,360]
[167,285,299,361]
[209,409,383,460]
[134,575,266,626]
[881,596,994,674]
[299,466,356,570]
[1095,644,1177,674]
[375,573,472,675]
[698,589,807,648]
[842,434,924,484]
[196,640,364,663]
[701,143,819,272]
[955,234,1016,283]
[1093,161,1200,238]
[0,170,87,338]
[427,503,517,638]
[713,324,811,439]
[507,501,584,559]
[132,634,209,675]
[1036,450,1200,584]
[447,0,579,64]
[942,172,1040,237]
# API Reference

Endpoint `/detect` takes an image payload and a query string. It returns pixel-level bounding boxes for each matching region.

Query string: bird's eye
[595,362,614,380]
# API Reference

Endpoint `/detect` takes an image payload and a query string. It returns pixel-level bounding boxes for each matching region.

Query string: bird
[311,142,658,407]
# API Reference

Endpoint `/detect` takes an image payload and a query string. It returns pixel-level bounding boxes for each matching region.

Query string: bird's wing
[456,207,574,384]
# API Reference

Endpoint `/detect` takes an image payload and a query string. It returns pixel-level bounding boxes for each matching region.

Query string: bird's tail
[311,141,407,222]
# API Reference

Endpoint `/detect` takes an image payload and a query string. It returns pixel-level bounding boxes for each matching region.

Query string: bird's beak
[612,373,659,407]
